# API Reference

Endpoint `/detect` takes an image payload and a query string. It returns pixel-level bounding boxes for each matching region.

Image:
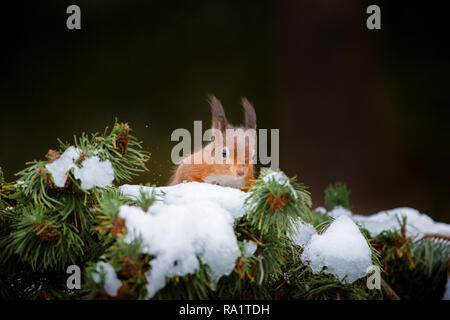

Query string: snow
[44,146,115,190]
[14,180,26,188]
[45,146,80,187]
[262,170,289,185]
[91,262,122,296]
[291,220,317,247]
[116,181,450,294]
[301,215,373,283]
[328,205,352,219]
[243,240,258,257]
[118,182,248,298]
[120,184,164,200]
[318,206,450,239]
[261,170,298,199]
[314,207,327,213]
[297,206,450,284]
[352,208,450,238]
[73,156,114,190]
[119,182,247,219]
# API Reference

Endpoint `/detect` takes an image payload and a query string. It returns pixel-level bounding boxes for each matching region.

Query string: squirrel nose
[237,170,245,177]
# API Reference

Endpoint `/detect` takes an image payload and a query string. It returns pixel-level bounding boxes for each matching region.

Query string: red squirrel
[169,95,257,190]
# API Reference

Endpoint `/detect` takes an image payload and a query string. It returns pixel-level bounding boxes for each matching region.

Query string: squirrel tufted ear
[208,94,228,133]
[242,97,256,129]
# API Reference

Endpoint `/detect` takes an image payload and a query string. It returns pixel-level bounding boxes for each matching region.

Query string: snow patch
[291,220,317,247]
[45,146,80,187]
[328,205,352,219]
[91,262,122,297]
[317,206,450,239]
[314,207,327,213]
[45,146,114,190]
[261,170,298,199]
[243,240,258,257]
[119,182,247,219]
[353,207,450,238]
[301,215,372,283]
[73,156,114,190]
[118,182,248,298]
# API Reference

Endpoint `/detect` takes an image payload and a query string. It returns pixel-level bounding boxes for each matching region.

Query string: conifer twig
[381,278,400,300]
[258,254,265,285]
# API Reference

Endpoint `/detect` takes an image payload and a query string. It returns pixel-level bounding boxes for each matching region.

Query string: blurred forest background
[0,1,449,222]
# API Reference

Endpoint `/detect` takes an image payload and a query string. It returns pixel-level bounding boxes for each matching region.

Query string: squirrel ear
[242,97,256,129]
[208,95,228,133]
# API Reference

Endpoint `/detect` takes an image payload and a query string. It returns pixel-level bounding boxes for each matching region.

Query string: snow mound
[291,220,317,247]
[301,215,372,283]
[314,207,327,213]
[119,182,248,219]
[352,208,450,238]
[45,146,115,190]
[91,262,122,297]
[243,240,258,257]
[328,205,352,219]
[318,206,450,239]
[118,182,248,298]
[45,146,80,187]
[73,156,114,190]
[116,182,450,293]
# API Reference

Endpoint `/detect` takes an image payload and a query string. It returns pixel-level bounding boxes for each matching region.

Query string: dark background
[0,1,449,222]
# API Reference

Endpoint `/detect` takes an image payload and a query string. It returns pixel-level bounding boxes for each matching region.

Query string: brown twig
[381,278,400,300]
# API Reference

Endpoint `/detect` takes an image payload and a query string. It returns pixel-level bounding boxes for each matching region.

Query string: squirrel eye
[222,149,227,158]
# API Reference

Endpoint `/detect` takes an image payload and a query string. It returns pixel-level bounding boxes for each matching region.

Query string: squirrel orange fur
[169,95,257,190]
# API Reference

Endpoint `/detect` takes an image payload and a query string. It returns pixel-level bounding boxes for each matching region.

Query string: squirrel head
[170,95,257,188]
[205,95,257,168]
